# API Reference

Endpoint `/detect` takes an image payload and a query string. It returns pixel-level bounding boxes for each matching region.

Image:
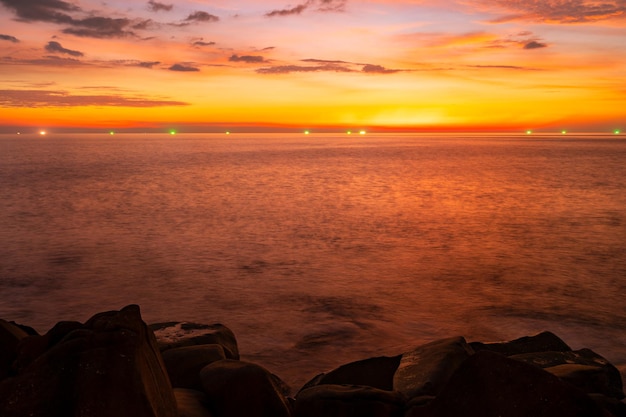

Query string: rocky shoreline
[1,304,624,417]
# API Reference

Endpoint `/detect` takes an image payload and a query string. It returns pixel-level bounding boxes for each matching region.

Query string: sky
[0,0,625,132]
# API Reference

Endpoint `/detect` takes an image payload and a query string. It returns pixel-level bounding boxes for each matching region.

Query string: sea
[1,132,625,389]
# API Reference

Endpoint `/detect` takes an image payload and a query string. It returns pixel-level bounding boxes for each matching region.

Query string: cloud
[147,0,173,12]
[184,11,219,22]
[0,34,19,42]
[45,41,84,57]
[265,0,346,17]
[0,0,137,38]
[112,60,161,68]
[256,63,354,74]
[361,64,399,74]
[229,54,266,63]
[481,0,626,23]
[524,40,548,49]
[0,89,189,107]
[169,63,200,72]
[193,40,216,47]
[266,3,308,17]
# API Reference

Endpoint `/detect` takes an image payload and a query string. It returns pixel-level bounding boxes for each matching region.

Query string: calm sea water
[1,133,625,388]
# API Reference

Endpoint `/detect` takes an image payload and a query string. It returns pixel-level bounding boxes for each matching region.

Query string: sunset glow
[1,0,625,132]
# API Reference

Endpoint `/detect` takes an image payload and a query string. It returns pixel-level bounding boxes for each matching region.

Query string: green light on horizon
[561,130,567,134]
[347,130,352,135]
[109,131,115,135]
[169,130,176,135]
[615,130,621,135]
[304,130,310,135]
[226,131,230,135]
[526,130,532,135]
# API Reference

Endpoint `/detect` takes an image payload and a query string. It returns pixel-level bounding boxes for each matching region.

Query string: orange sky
[1,0,625,132]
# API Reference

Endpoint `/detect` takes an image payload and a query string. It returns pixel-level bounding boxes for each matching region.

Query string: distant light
[347,131,352,135]
[226,131,230,135]
[615,130,621,135]
[304,130,310,135]
[17,132,21,135]
[561,130,567,134]
[359,130,366,135]
[526,130,532,135]
[109,131,115,135]
[169,130,176,135]
[39,130,47,136]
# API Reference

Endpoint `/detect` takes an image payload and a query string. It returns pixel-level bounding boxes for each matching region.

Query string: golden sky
[1,0,625,132]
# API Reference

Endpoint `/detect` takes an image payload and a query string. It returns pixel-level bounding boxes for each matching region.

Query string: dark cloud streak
[147,0,173,12]
[229,54,265,63]
[45,41,83,57]
[0,89,189,107]
[169,63,200,72]
[484,0,626,23]
[265,0,346,17]
[0,34,20,42]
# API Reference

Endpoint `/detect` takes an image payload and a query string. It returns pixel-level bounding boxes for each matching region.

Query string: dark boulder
[174,388,214,417]
[151,322,239,359]
[0,319,29,380]
[199,359,291,417]
[470,331,571,356]
[294,384,405,417]
[407,350,605,417]
[299,355,401,392]
[393,336,474,398]
[163,344,227,389]
[511,348,624,399]
[0,305,177,417]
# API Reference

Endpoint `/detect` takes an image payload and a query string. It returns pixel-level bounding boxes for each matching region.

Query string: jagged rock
[151,322,239,359]
[199,359,291,417]
[0,305,177,417]
[406,350,605,417]
[510,348,624,399]
[393,336,474,398]
[299,355,401,392]
[163,344,227,389]
[469,331,571,356]
[0,320,29,380]
[294,384,405,417]
[174,388,214,417]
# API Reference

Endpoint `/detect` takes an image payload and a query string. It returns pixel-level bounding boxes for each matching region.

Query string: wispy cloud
[0,34,19,42]
[169,63,200,72]
[265,0,347,17]
[524,40,548,49]
[229,54,266,63]
[45,41,84,57]
[184,11,219,23]
[193,40,216,47]
[0,0,138,38]
[0,89,189,107]
[147,0,173,13]
[362,64,399,74]
[256,63,353,74]
[479,0,626,23]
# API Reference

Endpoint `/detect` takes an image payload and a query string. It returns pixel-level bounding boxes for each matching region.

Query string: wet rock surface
[1,305,624,417]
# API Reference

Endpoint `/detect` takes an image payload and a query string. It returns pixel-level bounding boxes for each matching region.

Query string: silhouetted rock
[199,359,291,417]
[406,350,605,417]
[163,344,227,389]
[151,322,239,359]
[511,348,624,399]
[393,336,474,398]
[299,355,401,392]
[470,330,571,356]
[0,319,29,380]
[174,388,214,417]
[0,305,177,417]
[294,384,405,417]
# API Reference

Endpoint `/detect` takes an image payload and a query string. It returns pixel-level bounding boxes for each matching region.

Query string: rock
[0,305,177,417]
[511,348,624,399]
[199,359,291,417]
[151,322,239,359]
[470,331,571,356]
[299,355,401,392]
[162,344,227,389]
[393,336,474,398]
[174,388,214,417]
[407,350,605,417]
[0,319,29,380]
[294,384,405,417]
